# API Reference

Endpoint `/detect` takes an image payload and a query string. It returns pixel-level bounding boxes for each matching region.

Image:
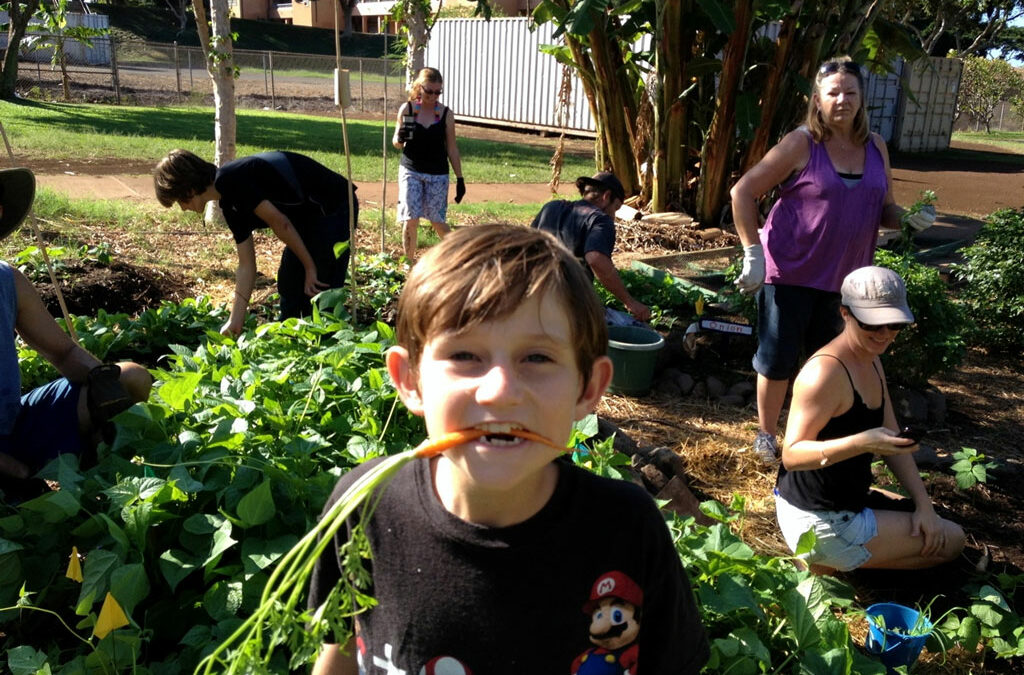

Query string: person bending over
[154,149,358,336]
[531,171,651,322]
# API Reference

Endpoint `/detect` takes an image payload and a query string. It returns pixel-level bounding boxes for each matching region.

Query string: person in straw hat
[773,265,964,573]
[0,168,152,498]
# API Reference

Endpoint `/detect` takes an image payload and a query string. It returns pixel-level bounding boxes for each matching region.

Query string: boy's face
[387,291,611,497]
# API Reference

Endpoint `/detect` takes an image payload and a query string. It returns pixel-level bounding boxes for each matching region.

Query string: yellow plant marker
[93,592,129,639]
[65,546,83,583]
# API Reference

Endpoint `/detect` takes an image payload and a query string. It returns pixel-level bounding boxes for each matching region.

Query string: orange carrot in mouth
[412,428,563,458]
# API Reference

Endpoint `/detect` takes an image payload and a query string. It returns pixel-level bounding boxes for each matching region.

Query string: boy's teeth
[476,423,521,433]
[486,435,520,447]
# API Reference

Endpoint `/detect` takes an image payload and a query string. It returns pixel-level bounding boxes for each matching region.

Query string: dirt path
[28,139,1022,244]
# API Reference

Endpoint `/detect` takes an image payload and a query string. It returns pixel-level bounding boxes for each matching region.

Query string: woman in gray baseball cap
[772,266,964,573]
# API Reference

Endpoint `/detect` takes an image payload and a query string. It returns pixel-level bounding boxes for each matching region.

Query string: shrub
[873,249,967,388]
[951,209,1024,353]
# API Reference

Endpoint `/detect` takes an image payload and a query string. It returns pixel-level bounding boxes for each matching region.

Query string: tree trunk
[652,0,694,212]
[696,0,751,225]
[741,2,801,173]
[209,0,237,167]
[405,2,428,82]
[586,15,638,195]
[191,0,235,226]
[0,0,42,100]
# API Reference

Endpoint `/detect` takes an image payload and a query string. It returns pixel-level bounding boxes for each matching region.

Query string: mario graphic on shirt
[571,571,642,675]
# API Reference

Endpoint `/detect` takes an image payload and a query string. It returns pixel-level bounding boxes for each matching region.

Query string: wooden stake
[333,0,358,324]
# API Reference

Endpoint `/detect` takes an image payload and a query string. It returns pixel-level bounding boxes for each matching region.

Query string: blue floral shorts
[398,165,449,224]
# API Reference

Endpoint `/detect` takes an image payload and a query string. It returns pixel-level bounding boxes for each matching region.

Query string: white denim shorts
[775,490,877,571]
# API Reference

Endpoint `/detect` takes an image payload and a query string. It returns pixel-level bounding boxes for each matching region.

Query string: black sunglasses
[422,88,443,96]
[855,318,908,333]
[819,61,863,77]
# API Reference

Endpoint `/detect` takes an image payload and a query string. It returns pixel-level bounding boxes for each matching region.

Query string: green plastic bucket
[607,326,665,396]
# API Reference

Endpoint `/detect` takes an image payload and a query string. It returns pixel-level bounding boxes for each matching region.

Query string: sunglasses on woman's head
[855,318,908,332]
[819,61,862,77]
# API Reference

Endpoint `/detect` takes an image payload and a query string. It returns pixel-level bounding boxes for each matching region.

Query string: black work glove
[86,364,131,427]
[455,177,466,204]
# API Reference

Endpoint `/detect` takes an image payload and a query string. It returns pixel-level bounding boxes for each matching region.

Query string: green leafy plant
[939,579,1024,659]
[896,189,937,256]
[950,447,999,490]
[594,267,708,329]
[952,208,1024,353]
[874,249,967,388]
[674,498,887,674]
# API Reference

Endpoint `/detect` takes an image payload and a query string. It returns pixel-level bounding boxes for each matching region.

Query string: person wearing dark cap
[531,171,651,322]
[773,266,964,573]
[0,168,152,498]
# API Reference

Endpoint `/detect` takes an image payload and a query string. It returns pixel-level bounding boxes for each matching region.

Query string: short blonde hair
[408,67,443,102]
[396,225,607,391]
[804,57,869,146]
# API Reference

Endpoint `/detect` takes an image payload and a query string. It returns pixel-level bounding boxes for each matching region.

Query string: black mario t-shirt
[308,457,709,674]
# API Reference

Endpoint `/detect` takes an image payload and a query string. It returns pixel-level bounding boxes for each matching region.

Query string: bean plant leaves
[238,481,276,528]
[0,538,25,555]
[110,564,150,616]
[158,371,204,410]
[76,549,120,615]
[159,549,199,592]
[6,645,50,675]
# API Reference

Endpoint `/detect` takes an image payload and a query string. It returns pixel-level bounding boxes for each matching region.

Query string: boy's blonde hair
[396,225,607,390]
[804,56,869,146]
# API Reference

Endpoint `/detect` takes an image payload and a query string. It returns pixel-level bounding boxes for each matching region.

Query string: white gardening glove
[906,204,936,232]
[735,244,765,295]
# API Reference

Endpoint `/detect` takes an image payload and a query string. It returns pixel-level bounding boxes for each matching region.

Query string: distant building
[229,0,533,34]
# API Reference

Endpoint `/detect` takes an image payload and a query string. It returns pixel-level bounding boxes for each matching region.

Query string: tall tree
[534,0,897,224]
[191,0,236,220]
[957,55,1023,132]
[21,0,110,101]
[0,0,42,100]
[881,0,1024,57]
[165,0,191,36]
[340,0,359,38]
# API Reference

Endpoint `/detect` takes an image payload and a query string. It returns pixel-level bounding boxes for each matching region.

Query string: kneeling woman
[775,266,965,572]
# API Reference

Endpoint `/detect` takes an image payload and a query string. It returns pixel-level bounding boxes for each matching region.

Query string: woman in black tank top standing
[774,266,964,573]
[392,68,465,261]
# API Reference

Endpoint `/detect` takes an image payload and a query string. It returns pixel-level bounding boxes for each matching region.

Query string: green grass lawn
[0,99,591,183]
[952,130,1024,156]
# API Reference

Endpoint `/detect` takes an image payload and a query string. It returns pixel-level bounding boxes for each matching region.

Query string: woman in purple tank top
[729,57,935,465]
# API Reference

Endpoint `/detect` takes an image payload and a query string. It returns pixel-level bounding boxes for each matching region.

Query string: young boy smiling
[309,224,708,674]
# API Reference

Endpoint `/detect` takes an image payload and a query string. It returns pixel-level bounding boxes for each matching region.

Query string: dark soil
[33,260,191,317]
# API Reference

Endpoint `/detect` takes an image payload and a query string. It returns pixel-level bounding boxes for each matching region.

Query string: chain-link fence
[11,35,407,115]
[953,100,1024,133]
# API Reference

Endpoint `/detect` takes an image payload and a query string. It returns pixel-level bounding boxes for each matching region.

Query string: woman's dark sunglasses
[819,61,862,77]
[855,318,908,332]
[422,88,443,95]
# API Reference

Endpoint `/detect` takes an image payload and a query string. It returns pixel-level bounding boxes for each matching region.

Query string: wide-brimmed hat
[575,171,626,202]
[0,167,36,241]
[841,266,914,325]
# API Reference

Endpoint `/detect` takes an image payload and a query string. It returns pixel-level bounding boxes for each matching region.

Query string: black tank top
[776,354,884,512]
[399,104,450,175]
